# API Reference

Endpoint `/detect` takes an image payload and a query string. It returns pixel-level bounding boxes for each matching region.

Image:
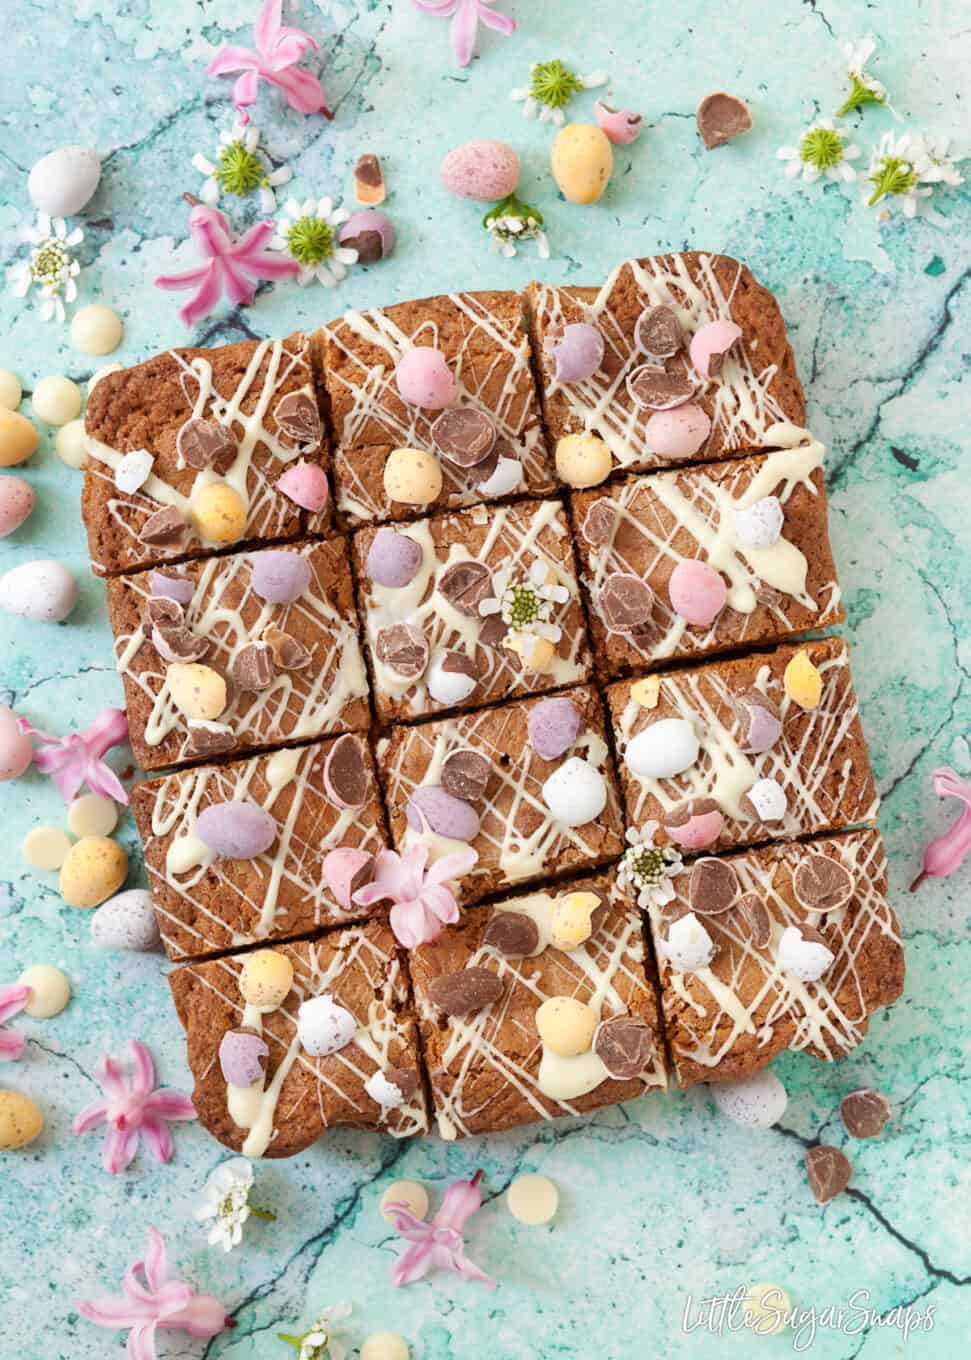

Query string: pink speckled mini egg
[668,559,727,627]
[0,476,35,538]
[440,139,520,201]
[395,348,457,409]
[644,404,711,460]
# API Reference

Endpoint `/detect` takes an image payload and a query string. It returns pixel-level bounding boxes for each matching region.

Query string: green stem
[277,1332,305,1351]
[835,78,881,117]
[249,1206,277,1221]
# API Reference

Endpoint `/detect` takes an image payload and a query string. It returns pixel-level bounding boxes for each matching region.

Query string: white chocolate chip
[18,964,71,1018]
[507,1173,559,1225]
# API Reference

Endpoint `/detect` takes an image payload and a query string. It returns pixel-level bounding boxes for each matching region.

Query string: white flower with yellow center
[479,558,569,647]
[777,120,862,185]
[192,119,292,213]
[270,197,359,287]
[617,822,683,909]
[7,213,83,323]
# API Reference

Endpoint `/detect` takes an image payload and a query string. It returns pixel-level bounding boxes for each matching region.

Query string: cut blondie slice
[107,537,369,771]
[132,737,388,961]
[410,870,666,1139]
[353,497,592,721]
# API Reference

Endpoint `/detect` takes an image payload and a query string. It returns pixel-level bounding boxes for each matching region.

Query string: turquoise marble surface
[1,2,969,1357]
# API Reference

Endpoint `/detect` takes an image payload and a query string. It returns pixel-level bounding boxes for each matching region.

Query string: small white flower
[270,197,358,287]
[910,133,965,188]
[194,1157,256,1252]
[6,213,83,323]
[510,59,608,125]
[192,119,292,213]
[837,36,895,116]
[296,1303,352,1360]
[479,558,569,646]
[483,196,550,260]
[777,119,862,185]
[864,130,962,218]
[617,822,684,910]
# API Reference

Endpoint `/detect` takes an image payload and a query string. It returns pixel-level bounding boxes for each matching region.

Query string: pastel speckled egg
[551,124,613,204]
[710,1070,788,1129]
[395,349,456,410]
[0,559,78,623]
[91,888,161,951]
[645,404,711,460]
[367,527,424,588]
[0,477,36,538]
[440,139,520,201]
[59,835,128,908]
[0,409,39,467]
[0,705,32,780]
[668,559,727,627]
[276,460,329,513]
[191,482,247,543]
[196,799,277,859]
[297,993,357,1056]
[536,995,597,1056]
[625,718,700,779]
[166,662,227,722]
[0,1090,44,1150]
[251,550,312,604]
[555,433,612,487]
[784,650,822,709]
[239,949,293,1009]
[28,145,101,216]
[541,757,606,826]
[384,448,443,506]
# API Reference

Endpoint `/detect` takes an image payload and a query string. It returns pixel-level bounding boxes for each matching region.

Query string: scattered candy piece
[276,460,328,513]
[384,1168,495,1289]
[536,995,597,1055]
[322,847,375,910]
[59,835,128,908]
[407,785,480,842]
[910,767,971,892]
[600,572,655,633]
[507,1173,559,1225]
[55,418,88,469]
[689,857,739,916]
[664,797,724,850]
[196,800,277,859]
[367,527,424,589]
[166,662,227,722]
[239,949,293,1009]
[840,1087,892,1139]
[689,320,742,379]
[697,92,753,149]
[18,964,70,1018]
[139,505,186,546]
[528,695,581,760]
[339,208,396,263]
[477,455,523,497]
[624,717,700,779]
[710,1070,787,1128]
[381,1180,428,1224]
[742,777,788,824]
[644,404,711,460]
[793,854,855,912]
[664,912,716,971]
[114,447,154,495]
[0,409,39,467]
[630,675,660,708]
[251,549,311,605]
[354,152,386,204]
[177,418,236,473]
[555,432,612,487]
[0,705,33,780]
[581,500,616,550]
[668,559,727,627]
[483,910,539,958]
[440,139,520,201]
[365,1068,416,1110]
[91,888,161,952]
[738,892,772,947]
[426,650,479,707]
[395,348,456,410]
[634,305,683,362]
[432,409,496,468]
[550,889,601,950]
[67,793,117,839]
[191,482,247,544]
[438,561,492,614]
[297,993,357,1056]
[0,370,22,410]
[323,735,369,809]
[384,447,443,506]
[0,477,34,540]
[32,375,82,427]
[627,365,696,411]
[0,1089,44,1150]
[428,966,503,1016]
[551,123,613,203]
[805,1144,852,1204]
[22,825,72,871]
[361,1332,410,1360]
[547,322,604,383]
[783,650,822,709]
[593,1015,655,1078]
[28,145,101,216]
[778,925,834,982]
[741,1284,791,1337]
[593,101,644,145]
[734,496,784,552]
[218,1028,269,1088]
[541,756,606,826]
[150,572,194,606]
[735,690,783,754]
[375,623,429,680]
[441,748,491,803]
[70,303,123,355]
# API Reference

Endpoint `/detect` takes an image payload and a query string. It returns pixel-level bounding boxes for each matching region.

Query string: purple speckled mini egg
[196,800,277,859]
[219,1028,270,1087]
[406,785,480,842]
[366,527,424,588]
[250,549,312,604]
[528,696,582,760]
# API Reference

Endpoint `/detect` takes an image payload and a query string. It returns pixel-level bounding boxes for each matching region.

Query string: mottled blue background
[1,2,969,1357]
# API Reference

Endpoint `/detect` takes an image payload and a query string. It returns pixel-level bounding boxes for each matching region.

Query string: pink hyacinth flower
[18,707,129,805]
[385,1169,496,1289]
[156,200,300,327]
[911,767,971,890]
[0,983,31,1062]
[77,1225,234,1358]
[412,0,516,68]
[206,0,332,124]
[352,843,478,948]
[72,1040,197,1174]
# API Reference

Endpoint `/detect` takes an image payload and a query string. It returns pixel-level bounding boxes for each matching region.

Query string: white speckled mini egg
[0,559,78,623]
[28,145,101,217]
[91,889,161,952]
[710,1069,788,1128]
[541,756,607,827]
[624,718,700,779]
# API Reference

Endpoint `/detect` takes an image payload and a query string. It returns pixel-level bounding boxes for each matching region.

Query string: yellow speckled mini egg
[535,995,598,1056]
[166,662,228,722]
[191,482,247,543]
[239,949,294,1009]
[551,123,613,204]
[504,633,557,673]
[383,448,443,506]
[783,650,822,709]
[550,890,601,951]
[0,409,39,468]
[0,1090,44,1150]
[555,433,612,488]
[59,835,128,908]
[630,675,660,708]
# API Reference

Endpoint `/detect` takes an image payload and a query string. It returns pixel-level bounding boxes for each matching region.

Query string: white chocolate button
[380,1179,428,1223]
[68,793,118,838]
[23,825,72,871]
[70,303,123,356]
[507,1173,559,1225]
[55,419,88,469]
[0,370,22,411]
[32,375,82,427]
[742,1282,791,1336]
[18,964,71,1018]
[361,1334,410,1360]
[88,363,123,394]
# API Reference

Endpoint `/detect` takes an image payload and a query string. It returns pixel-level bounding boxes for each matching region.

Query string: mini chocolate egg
[361,1335,410,1360]
[742,777,788,825]
[297,993,357,1056]
[196,799,277,859]
[0,559,78,623]
[778,925,834,982]
[710,1070,787,1128]
[166,662,227,722]
[624,718,700,779]
[535,995,597,1056]
[426,650,479,706]
[541,756,607,826]
[366,527,424,588]
[555,433,612,487]
[395,349,456,410]
[239,949,293,1009]
[383,448,443,506]
[734,495,784,551]
[440,139,520,201]
[664,912,716,972]
[668,559,727,627]
[59,836,128,909]
[322,847,375,909]
[406,785,480,842]
[219,1028,270,1087]
[783,650,822,709]
[251,549,312,604]
[191,483,247,544]
[477,456,523,497]
[551,123,613,204]
[689,319,742,378]
[593,101,644,145]
[0,705,32,780]
[276,460,329,513]
[339,208,396,263]
[0,477,36,538]
[149,571,195,606]
[664,797,724,850]
[548,323,604,383]
[527,695,582,760]
[114,447,154,494]
[28,145,101,216]
[645,405,711,460]
[0,1089,44,1150]
[0,409,39,467]
[91,888,161,951]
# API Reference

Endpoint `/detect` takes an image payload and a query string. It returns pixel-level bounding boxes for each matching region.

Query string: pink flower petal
[476,2,516,36]
[449,0,479,66]
[262,63,331,116]
[142,1090,197,1121]
[391,1240,437,1288]
[413,0,459,14]
[205,45,261,77]
[253,0,283,56]
[154,264,214,291]
[912,767,971,889]
[96,1053,131,1104]
[103,1123,139,1175]
[220,258,258,308]
[0,1031,26,1061]
[426,845,478,888]
[128,1320,160,1360]
[72,1099,109,1135]
[0,982,31,1025]
[129,1040,156,1096]
[76,1293,157,1328]
[435,1169,484,1233]
[142,1117,174,1165]
[178,267,223,327]
[451,1248,497,1289]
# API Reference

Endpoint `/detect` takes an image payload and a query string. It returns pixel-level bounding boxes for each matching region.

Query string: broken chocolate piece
[582,498,618,547]
[793,854,855,913]
[261,625,311,671]
[441,747,491,803]
[374,622,429,680]
[381,1066,419,1101]
[139,506,186,546]
[634,305,683,362]
[600,573,655,633]
[478,614,509,650]
[626,365,697,411]
[323,734,370,809]
[689,857,740,915]
[354,152,385,203]
[594,1015,655,1080]
[232,642,276,692]
[144,596,184,629]
[438,560,493,615]
[737,892,772,948]
[427,966,503,1017]
[274,389,321,449]
[152,624,210,665]
[482,910,540,958]
[696,92,753,150]
[805,1144,852,1204]
[184,720,234,756]
[176,417,236,473]
[432,408,497,468]
[839,1088,892,1140]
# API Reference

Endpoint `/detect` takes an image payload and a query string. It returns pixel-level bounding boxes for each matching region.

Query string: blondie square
[607,638,878,855]
[132,737,388,962]
[642,828,904,1087]
[571,435,843,677]
[378,685,625,904]
[527,252,805,479]
[169,923,428,1156]
[317,290,553,525]
[83,334,329,576]
[409,871,666,1139]
[106,537,369,771]
[353,497,592,722]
